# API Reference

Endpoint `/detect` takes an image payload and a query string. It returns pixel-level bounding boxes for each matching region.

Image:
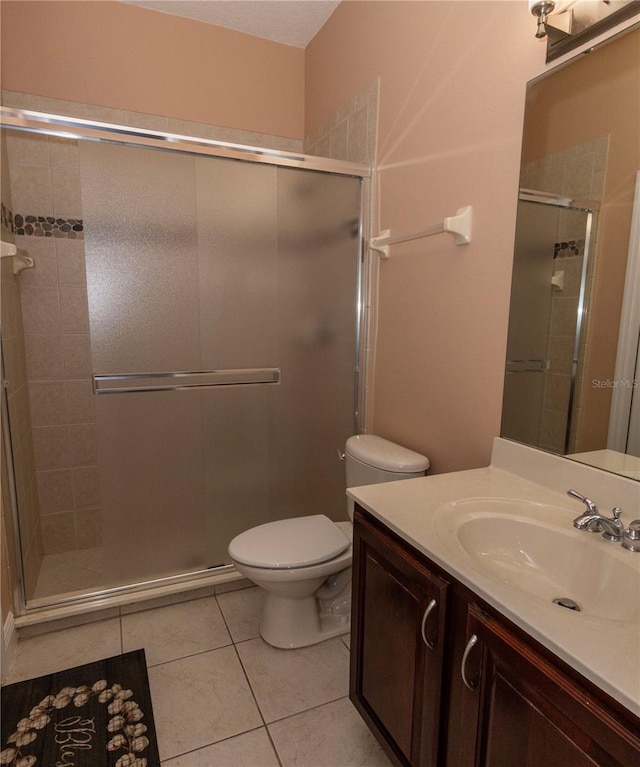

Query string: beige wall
[0,1,305,139]
[306,2,545,473]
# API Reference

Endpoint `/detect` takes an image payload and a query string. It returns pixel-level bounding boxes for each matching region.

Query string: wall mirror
[501,22,640,480]
[544,0,640,61]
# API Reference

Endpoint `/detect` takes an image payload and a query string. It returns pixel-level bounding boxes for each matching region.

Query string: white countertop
[347,446,640,717]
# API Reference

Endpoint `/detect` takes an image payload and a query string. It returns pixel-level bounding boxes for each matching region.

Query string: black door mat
[1,648,160,767]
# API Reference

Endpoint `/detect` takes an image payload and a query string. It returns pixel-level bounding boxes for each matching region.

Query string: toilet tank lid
[346,435,430,473]
[228,514,350,569]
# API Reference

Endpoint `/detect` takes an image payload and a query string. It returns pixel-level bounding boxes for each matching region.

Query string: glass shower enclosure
[0,111,367,611]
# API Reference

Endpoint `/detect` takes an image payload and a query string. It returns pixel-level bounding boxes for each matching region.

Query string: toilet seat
[228,514,349,569]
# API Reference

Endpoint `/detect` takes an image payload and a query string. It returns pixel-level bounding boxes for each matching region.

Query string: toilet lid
[228,514,350,569]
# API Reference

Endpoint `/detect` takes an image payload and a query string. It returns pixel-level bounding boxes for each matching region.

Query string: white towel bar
[370,205,472,258]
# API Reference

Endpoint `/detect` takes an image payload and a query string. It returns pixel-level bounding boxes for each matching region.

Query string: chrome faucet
[567,489,624,542]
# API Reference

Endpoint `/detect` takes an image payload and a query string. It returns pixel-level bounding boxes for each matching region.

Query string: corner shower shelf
[370,205,473,258]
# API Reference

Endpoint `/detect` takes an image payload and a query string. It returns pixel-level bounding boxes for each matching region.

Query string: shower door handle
[93,368,281,394]
[505,359,550,374]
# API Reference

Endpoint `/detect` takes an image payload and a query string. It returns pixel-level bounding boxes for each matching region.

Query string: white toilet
[228,435,430,648]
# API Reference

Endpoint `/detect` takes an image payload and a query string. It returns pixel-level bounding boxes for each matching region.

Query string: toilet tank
[345,435,430,518]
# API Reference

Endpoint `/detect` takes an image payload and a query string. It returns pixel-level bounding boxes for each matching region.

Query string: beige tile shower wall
[519,137,609,201]
[5,127,100,558]
[1,257,44,592]
[304,80,379,165]
[1,262,43,603]
[1,129,43,603]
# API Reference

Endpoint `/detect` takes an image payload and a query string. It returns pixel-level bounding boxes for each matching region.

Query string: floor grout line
[215,592,284,766]
[265,692,352,727]
[150,592,282,766]
[159,724,271,766]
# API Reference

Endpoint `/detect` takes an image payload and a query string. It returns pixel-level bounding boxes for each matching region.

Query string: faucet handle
[622,520,640,552]
[567,489,598,514]
[601,507,624,542]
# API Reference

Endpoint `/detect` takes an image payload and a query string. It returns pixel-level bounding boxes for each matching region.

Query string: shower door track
[14,565,240,630]
[1,107,372,620]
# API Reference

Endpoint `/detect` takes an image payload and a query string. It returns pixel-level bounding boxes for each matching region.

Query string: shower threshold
[15,561,244,632]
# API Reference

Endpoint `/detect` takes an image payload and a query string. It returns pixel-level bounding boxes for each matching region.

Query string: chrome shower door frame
[0,107,372,618]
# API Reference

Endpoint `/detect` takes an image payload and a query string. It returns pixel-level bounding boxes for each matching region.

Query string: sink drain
[553,597,581,612]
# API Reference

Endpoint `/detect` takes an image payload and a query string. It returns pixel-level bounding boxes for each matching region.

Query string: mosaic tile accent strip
[554,239,584,258]
[13,213,84,239]
[1,201,14,233]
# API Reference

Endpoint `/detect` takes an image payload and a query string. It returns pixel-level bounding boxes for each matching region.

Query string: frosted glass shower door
[270,168,361,520]
[502,202,558,448]
[503,200,589,453]
[195,156,279,563]
[197,163,362,561]
[81,142,209,585]
[79,141,361,588]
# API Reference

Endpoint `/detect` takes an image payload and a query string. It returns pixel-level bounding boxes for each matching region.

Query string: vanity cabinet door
[460,605,640,767]
[350,510,448,767]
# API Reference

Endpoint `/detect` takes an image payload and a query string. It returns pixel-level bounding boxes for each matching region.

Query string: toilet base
[259,592,350,649]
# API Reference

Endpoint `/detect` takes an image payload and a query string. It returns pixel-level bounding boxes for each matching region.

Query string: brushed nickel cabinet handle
[420,598,438,650]
[461,633,479,691]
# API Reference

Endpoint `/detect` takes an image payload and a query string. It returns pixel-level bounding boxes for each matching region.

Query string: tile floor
[4,585,393,766]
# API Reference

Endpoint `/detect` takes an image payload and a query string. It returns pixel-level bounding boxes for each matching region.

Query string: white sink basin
[434,498,640,624]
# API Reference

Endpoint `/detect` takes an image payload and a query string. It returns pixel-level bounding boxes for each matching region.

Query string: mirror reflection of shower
[502,191,594,455]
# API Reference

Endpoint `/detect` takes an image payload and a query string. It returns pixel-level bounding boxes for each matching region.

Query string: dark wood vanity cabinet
[350,507,640,767]
[453,606,640,767]
[350,507,449,767]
